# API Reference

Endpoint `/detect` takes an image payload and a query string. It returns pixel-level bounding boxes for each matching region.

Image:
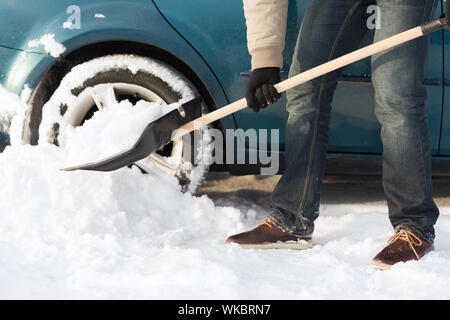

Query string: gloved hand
[245,67,282,112]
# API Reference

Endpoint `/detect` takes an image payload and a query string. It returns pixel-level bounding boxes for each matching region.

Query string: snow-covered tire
[24,54,212,193]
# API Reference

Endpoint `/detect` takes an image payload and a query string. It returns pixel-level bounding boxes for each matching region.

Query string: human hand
[245,67,282,112]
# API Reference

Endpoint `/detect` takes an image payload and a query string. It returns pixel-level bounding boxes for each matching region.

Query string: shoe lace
[258,218,273,229]
[387,230,422,259]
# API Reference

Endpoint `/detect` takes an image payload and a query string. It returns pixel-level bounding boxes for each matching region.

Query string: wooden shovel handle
[172,26,424,140]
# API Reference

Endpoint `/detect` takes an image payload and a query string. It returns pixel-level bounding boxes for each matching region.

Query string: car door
[153,0,443,155]
[329,1,443,156]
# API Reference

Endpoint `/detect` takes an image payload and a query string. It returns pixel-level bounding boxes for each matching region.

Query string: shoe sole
[229,241,313,250]
[371,260,392,270]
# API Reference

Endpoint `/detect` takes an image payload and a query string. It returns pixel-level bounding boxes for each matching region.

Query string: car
[1,0,449,191]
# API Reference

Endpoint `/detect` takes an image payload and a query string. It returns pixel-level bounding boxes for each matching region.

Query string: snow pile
[28,34,66,58]
[63,99,179,167]
[33,54,209,191]
[0,88,248,299]
[0,143,250,299]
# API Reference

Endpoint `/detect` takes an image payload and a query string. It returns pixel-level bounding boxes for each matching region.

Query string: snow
[0,85,19,134]
[63,99,179,167]
[0,85,31,144]
[20,84,32,103]
[1,86,450,299]
[62,22,72,29]
[33,53,209,192]
[27,34,66,58]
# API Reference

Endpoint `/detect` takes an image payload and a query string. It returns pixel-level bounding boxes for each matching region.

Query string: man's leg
[269,0,372,237]
[372,0,439,242]
[227,0,373,247]
[371,0,439,269]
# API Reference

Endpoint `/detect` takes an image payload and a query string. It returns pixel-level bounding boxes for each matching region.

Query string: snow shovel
[63,10,449,172]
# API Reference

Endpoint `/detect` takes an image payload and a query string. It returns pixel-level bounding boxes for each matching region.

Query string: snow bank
[1,87,450,299]
[0,88,248,299]
[0,143,251,299]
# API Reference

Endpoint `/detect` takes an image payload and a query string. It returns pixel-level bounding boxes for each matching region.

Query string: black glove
[245,67,282,112]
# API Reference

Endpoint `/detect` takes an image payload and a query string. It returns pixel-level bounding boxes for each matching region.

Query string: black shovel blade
[62,97,203,172]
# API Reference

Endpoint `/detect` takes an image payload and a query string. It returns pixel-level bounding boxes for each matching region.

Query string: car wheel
[24,54,213,192]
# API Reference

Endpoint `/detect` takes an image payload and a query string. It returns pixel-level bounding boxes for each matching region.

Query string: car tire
[24,54,213,193]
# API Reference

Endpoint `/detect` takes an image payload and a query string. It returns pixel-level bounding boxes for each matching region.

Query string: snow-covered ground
[1,85,450,299]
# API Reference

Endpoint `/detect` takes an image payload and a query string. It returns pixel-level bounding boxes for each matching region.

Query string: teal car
[1,0,449,188]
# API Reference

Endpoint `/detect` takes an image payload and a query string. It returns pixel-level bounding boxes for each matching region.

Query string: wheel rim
[64,82,186,176]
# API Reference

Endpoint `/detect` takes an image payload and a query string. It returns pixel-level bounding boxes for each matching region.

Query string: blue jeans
[269,0,440,243]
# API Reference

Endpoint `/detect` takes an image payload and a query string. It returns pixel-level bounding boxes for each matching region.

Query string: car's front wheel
[24,54,213,192]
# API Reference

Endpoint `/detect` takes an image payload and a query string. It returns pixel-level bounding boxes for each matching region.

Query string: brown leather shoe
[226,218,312,249]
[371,230,434,270]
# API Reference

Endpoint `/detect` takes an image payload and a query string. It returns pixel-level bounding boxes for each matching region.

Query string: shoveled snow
[27,34,66,58]
[34,54,208,192]
[63,99,180,167]
[1,88,450,299]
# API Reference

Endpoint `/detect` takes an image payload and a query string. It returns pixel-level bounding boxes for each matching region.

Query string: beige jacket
[243,0,289,70]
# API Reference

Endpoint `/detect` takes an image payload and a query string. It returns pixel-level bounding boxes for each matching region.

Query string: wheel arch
[27,40,223,145]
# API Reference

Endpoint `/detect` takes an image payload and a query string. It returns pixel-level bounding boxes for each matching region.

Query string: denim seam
[291,0,364,232]
[422,0,437,242]
[417,111,431,238]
